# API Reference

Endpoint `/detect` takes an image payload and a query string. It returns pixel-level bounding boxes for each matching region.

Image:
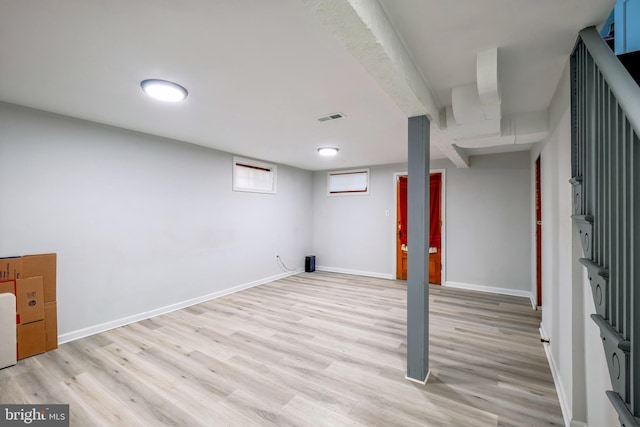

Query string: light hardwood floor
[0,272,563,426]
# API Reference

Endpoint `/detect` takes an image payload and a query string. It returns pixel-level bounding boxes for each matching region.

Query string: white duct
[450,47,501,126]
[451,84,486,124]
[446,105,501,140]
[477,48,501,119]
[445,47,552,149]
[452,110,549,149]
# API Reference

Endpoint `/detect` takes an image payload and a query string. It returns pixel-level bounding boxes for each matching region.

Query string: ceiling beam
[300,0,440,124]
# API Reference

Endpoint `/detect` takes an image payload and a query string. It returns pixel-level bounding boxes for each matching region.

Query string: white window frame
[232,156,277,194]
[327,168,370,196]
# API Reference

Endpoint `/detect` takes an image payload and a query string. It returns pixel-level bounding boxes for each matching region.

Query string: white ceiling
[378,0,612,115]
[0,0,614,170]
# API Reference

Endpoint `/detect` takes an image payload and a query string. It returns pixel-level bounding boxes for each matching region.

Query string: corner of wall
[539,323,572,427]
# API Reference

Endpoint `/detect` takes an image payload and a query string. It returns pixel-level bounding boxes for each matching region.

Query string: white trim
[232,156,277,194]
[58,270,301,344]
[327,168,370,196]
[532,154,541,309]
[539,323,549,341]
[431,169,447,285]
[391,171,407,278]
[405,370,430,385]
[391,170,446,283]
[540,324,572,427]
[315,265,393,280]
[443,280,534,302]
[531,153,538,310]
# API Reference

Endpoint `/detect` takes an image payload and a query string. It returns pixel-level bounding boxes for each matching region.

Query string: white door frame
[392,169,446,284]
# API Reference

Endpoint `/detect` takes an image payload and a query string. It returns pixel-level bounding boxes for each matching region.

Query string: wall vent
[317,112,346,122]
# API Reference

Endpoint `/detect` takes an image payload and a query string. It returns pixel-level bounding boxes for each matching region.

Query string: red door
[396,173,442,284]
[535,157,542,307]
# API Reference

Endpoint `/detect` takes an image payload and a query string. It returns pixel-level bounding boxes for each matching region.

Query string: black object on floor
[305,256,316,273]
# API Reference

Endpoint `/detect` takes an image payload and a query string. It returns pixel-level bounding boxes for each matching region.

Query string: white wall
[536,104,576,424]
[0,102,313,340]
[311,163,402,278]
[2,100,534,343]
[535,62,618,427]
[436,152,531,294]
[311,152,532,297]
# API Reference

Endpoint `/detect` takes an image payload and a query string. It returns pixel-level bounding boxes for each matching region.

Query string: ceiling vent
[317,112,346,122]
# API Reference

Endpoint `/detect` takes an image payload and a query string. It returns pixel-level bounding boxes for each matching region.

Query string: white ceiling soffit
[450,110,549,149]
[446,48,548,149]
[300,0,470,167]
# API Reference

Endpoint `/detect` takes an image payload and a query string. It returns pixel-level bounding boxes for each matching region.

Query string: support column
[406,115,430,384]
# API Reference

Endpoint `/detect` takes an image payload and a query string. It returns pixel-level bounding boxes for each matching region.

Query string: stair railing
[571,26,640,426]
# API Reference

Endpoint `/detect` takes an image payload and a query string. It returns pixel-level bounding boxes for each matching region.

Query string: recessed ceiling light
[318,147,339,156]
[140,79,188,102]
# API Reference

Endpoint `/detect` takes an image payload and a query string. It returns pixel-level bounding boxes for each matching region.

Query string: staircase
[571,27,640,426]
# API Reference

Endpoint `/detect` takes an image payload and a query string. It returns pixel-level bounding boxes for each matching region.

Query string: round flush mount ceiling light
[140,79,188,102]
[317,147,339,156]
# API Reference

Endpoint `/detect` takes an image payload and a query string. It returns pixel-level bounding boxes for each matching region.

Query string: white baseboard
[540,324,572,427]
[443,281,534,305]
[539,324,549,342]
[58,270,301,345]
[405,370,430,385]
[316,265,393,280]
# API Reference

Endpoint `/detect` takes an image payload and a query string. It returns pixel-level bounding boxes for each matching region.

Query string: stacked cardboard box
[0,253,57,360]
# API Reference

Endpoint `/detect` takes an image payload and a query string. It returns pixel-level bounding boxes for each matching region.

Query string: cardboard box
[0,280,16,296]
[0,257,22,282]
[44,301,58,351]
[22,253,56,303]
[17,320,46,360]
[0,280,17,324]
[16,277,44,325]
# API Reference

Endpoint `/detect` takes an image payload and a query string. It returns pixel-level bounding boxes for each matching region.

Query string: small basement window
[327,169,369,196]
[233,157,277,194]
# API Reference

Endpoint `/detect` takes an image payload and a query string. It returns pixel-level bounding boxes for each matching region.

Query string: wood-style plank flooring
[0,272,563,426]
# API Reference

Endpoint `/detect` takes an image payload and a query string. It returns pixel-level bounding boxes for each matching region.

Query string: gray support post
[406,115,430,384]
